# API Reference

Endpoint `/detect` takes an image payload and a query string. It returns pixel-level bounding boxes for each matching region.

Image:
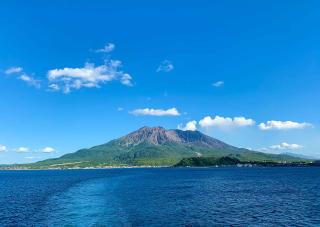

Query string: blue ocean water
[0,168,319,226]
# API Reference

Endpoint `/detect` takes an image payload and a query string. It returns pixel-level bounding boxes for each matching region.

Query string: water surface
[0,168,319,226]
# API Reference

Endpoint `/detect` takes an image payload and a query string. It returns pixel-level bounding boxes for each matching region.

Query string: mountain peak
[138,126,165,131]
[121,126,232,149]
[123,126,175,145]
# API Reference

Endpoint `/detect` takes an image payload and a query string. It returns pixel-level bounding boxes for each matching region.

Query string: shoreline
[1,164,320,171]
[0,165,171,170]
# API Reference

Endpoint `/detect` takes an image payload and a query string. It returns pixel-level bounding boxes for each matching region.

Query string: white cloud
[42,147,55,153]
[120,73,133,86]
[95,43,115,53]
[212,81,224,87]
[130,108,180,116]
[117,107,124,111]
[48,83,60,91]
[259,142,303,153]
[5,67,23,74]
[0,145,7,152]
[269,142,303,150]
[258,120,312,130]
[157,60,174,72]
[233,117,255,126]
[47,60,132,93]
[199,116,255,129]
[178,120,197,131]
[19,74,41,88]
[16,147,29,152]
[3,67,41,88]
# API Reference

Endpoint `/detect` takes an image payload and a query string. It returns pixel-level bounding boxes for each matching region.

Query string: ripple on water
[0,168,319,226]
[45,176,130,226]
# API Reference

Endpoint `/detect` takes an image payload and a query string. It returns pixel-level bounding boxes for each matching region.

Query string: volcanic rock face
[121,126,233,149]
[121,126,179,145]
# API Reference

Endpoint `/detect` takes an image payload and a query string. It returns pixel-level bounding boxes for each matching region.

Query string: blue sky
[0,0,319,163]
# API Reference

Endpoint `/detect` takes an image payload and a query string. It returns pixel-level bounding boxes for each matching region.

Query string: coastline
[1,164,320,171]
[0,165,171,170]
[1,156,319,170]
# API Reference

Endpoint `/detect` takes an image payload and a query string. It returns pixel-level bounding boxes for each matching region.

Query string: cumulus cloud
[130,108,180,116]
[259,142,303,153]
[212,81,224,87]
[16,147,29,152]
[19,74,41,88]
[42,147,55,153]
[233,117,256,126]
[120,73,133,86]
[0,145,7,152]
[4,44,131,93]
[95,43,115,53]
[178,120,197,131]
[199,116,255,129]
[5,67,23,74]
[157,60,174,72]
[269,142,303,150]
[258,120,312,130]
[47,60,133,93]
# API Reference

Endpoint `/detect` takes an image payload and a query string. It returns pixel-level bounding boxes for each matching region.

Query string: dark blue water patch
[0,168,319,226]
[0,169,135,226]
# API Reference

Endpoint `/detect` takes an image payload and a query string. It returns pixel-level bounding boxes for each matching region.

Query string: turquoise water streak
[0,168,319,226]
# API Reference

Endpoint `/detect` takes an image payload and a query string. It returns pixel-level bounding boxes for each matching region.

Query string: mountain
[29,126,306,168]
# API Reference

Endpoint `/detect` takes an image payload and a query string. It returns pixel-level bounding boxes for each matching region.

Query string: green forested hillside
[24,126,307,169]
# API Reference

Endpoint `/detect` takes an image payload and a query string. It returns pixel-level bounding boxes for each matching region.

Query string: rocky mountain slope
[30,126,304,168]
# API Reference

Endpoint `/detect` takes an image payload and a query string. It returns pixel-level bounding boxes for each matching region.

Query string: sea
[0,167,319,226]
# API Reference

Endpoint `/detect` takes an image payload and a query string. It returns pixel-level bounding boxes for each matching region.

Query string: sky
[0,0,319,164]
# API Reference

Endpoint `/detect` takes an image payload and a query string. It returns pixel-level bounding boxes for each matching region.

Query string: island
[1,127,319,170]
